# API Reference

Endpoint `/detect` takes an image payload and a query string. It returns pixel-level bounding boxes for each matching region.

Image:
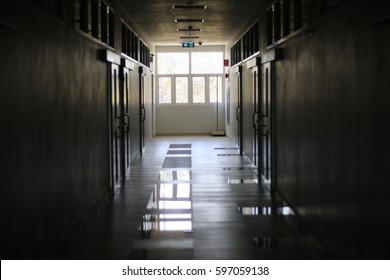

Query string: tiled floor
[59,136,331,260]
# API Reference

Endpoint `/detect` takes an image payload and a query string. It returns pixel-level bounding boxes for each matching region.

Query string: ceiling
[117,0,263,46]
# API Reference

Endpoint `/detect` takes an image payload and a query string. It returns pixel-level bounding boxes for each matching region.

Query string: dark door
[110,63,122,191]
[235,66,243,154]
[252,66,260,169]
[139,68,146,155]
[260,62,273,189]
[121,67,131,176]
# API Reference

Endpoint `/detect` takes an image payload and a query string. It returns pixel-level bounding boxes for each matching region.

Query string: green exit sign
[181,42,195,48]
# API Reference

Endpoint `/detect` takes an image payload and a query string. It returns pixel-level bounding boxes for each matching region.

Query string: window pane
[210,76,223,103]
[193,77,205,103]
[176,77,188,103]
[160,170,173,181]
[160,184,174,199]
[177,183,191,198]
[191,52,223,74]
[177,170,190,181]
[157,53,189,74]
[159,77,171,104]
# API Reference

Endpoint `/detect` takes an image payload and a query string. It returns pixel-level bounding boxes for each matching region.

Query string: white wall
[156,104,225,134]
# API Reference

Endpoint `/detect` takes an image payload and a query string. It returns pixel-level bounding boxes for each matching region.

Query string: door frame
[246,57,261,173]
[104,50,122,195]
[233,65,243,155]
[260,48,282,194]
[120,58,135,179]
[139,66,149,155]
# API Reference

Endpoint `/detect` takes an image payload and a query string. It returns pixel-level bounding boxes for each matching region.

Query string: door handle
[124,114,130,134]
[236,107,241,121]
[253,112,258,131]
[115,117,123,138]
[260,114,268,137]
[142,108,146,121]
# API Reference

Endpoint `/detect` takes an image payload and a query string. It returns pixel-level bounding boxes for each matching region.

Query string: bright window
[159,77,171,104]
[191,52,223,74]
[209,76,223,103]
[176,77,188,103]
[157,51,224,104]
[192,77,205,103]
[157,53,189,74]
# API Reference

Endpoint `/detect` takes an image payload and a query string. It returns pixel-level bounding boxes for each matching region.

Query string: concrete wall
[228,0,390,258]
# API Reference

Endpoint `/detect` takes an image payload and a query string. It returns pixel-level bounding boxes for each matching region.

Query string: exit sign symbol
[182,42,195,48]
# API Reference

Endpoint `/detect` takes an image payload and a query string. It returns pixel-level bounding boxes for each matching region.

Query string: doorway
[109,61,122,192]
[120,58,135,179]
[106,51,135,193]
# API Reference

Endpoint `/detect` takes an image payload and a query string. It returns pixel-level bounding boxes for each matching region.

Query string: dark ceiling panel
[118,0,263,45]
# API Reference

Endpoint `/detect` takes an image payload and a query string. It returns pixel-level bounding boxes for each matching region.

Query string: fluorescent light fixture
[177,28,203,32]
[175,19,205,23]
[172,5,207,9]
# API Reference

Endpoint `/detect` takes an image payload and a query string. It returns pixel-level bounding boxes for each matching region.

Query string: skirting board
[210,130,226,136]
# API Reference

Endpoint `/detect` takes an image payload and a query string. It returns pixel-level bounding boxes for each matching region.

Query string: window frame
[156,46,225,106]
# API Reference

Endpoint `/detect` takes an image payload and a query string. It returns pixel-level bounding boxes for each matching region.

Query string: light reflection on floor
[136,159,194,258]
[159,170,191,181]
[238,206,295,216]
[228,178,259,184]
[59,138,331,260]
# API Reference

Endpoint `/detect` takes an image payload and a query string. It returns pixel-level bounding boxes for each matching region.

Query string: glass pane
[191,52,223,74]
[177,183,191,198]
[177,170,190,181]
[176,77,188,103]
[160,184,173,198]
[193,77,205,103]
[160,170,173,181]
[157,53,189,74]
[159,77,171,104]
[210,76,223,103]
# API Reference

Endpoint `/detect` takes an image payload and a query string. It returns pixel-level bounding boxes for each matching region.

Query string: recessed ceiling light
[180,36,200,39]
[175,19,205,23]
[177,28,203,32]
[172,5,207,9]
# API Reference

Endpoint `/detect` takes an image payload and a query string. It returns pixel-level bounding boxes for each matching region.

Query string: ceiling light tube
[177,28,203,32]
[172,5,207,9]
[175,19,205,23]
[180,36,200,39]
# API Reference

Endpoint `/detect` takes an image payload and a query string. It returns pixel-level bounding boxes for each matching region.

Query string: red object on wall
[224,59,229,67]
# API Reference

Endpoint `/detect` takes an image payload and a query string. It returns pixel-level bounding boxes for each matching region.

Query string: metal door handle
[124,114,130,134]
[253,112,258,131]
[115,117,123,138]
[260,115,268,136]
[236,107,241,121]
[141,108,146,121]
